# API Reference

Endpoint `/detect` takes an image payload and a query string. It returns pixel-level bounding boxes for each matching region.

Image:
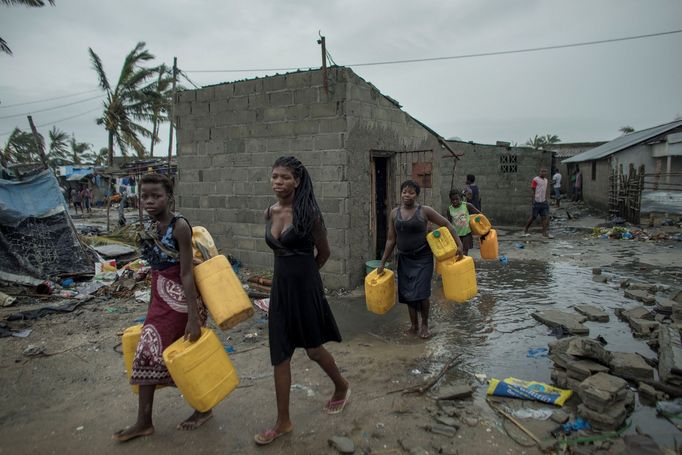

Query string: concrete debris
[616,306,654,321]
[425,423,457,436]
[436,401,460,417]
[434,415,459,428]
[328,436,355,454]
[609,352,654,382]
[565,359,610,381]
[624,289,656,305]
[566,337,613,365]
[655,297,676,315]
[551,368,582,391]
[573,305,609,322]
[628,318,660,338]
[577,373,634,430]
[550,409,570,424]
[462,417,479,427]
[627,282,658,292]
[592,268,602,275]
[658,325,682,387]
[592,275,608,284]
[638,382,668,403]
[531,309,589,335]
[673,303,682,323]
[436,383,474,401]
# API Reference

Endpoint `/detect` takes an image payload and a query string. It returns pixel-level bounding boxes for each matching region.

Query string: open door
[371,154,392,260]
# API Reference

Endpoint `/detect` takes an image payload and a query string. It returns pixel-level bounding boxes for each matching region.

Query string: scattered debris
[436,382,474,401]
[609,352,654,382]
[576,373,633,430]
[573,305,609,322]
[328,435,355,454]
[531,309,589,335]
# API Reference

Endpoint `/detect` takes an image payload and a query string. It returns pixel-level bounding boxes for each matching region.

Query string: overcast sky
[1,0,681,156]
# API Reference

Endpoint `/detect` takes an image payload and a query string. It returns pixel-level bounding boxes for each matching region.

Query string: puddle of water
[335,257,682,447]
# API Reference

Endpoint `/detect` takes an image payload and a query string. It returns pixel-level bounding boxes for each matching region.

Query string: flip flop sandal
[254,428,291,445]
[325,388,351,415]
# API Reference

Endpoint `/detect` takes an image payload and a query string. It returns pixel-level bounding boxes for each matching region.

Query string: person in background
[447,188,481,256]
[569,169,577,200]
[118,189,127,227]
[552,168,562,208]
[80,185,92,214]
[523,168,553,238]
[573,168,582,202]
[71,187,82,215]
[113,173,211,442]
[255,156,349,446]
[377,180,463,339]
[465,174,481,211]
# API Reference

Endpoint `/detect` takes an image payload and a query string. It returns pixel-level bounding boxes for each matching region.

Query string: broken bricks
[658,325,682,387]
[609,352,654,382]
[577,373,634,430]
[532,309,589,335]
[573,305,609,322]
[624,289,656,305]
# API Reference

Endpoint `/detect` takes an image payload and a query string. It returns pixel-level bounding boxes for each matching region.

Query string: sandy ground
[1,202,680,454]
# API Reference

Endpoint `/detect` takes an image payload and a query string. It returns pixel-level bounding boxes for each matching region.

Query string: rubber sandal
[325,388,351,415]
[254,428,291,445]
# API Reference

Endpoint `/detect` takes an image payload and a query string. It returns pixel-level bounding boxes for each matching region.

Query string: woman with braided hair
[254,156,349,446]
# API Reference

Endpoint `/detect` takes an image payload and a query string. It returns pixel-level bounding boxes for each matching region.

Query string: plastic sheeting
[0,170,68,227]
[0,170,93,281]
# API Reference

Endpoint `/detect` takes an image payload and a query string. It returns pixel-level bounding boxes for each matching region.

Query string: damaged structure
[0,169,93,285]
[174,67,458,288]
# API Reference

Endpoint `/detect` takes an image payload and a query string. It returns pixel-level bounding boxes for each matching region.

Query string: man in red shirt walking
[523,168,553,238]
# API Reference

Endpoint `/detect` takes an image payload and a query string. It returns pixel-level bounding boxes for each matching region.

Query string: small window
[591,161,597,181]
[499,154,518,173]
[411,162,432,188]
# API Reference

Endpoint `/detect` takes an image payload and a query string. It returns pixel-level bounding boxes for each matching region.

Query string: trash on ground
[7,299,88,321]
[527,347,549,358]
[511,408,554,420]
[253,298,269,313]
[134,290,151,303]
[486,377,572,406]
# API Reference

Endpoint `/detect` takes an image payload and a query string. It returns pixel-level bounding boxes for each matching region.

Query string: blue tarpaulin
[0,170,68,227]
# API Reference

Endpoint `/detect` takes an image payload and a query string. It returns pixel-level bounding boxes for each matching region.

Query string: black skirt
[268,253,342,365]
[397,249,434,309]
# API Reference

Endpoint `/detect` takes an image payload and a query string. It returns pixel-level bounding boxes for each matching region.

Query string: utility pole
[167,57,178,172]
[317,34,328,95]
[27,115,48,170]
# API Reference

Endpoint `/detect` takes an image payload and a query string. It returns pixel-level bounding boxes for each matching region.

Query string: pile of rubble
[577,373,634,431]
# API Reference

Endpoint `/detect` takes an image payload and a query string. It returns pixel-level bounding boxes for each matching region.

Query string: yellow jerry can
[163,328,239,412]
[192,226,219,260]
[193,255,254,330]
[469,214,492,236]
[441,256,477,303]
[364,268,396,315]
[122,324,143,393]
[480,229,499,260]
[426,227,457,261]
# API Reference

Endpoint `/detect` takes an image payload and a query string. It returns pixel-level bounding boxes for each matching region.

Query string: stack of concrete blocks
[577,373,634,431]
[174,67,446,289]
[658,325,682,389]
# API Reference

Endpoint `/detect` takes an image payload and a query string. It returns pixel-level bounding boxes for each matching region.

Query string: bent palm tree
[2,127,39,163]
[1,0,55,55]
[89,42,157,165]
[47,126,69,167]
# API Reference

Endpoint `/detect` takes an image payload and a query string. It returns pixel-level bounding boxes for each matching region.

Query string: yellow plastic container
[193,255,254,330]
[163,328,239,412]
[192,226,219,260]
[122,324,143,393]
[426,227,457,261]
[441,256,477,303]
[469,214,492,236]
[480,229,499,260]
[364,268,396,314]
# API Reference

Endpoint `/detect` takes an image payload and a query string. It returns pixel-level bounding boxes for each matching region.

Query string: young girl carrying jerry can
[113,173,211,442]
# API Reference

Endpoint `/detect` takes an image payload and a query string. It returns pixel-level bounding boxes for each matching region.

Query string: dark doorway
[373,157,389,259]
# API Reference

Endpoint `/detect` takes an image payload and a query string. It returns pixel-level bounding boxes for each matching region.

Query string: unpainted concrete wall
[442,141,553,225]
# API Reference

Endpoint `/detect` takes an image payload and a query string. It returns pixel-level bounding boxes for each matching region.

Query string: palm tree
[2,127,39,163]
[47,126,69,167]
[1,0,55,55]
[89,42,158,165]
[68,134,92,165]
[619,126,635,135]
[526,133,561,149]
[147,64,175,156]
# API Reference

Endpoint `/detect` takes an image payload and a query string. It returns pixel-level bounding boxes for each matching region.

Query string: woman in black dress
[377,180,463,339]
[254,156,350,446]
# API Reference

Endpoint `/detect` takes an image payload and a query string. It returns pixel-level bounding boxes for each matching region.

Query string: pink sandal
[254,428,292,445]
[325,388,351,415]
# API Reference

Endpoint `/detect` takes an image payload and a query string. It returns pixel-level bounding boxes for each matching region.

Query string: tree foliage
[1,0,55,55]
[89,42,160,165]
[619,126,635,135]
[526,134,561,149]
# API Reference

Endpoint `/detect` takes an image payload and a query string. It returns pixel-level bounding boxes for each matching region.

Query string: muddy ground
[1,203,681,455]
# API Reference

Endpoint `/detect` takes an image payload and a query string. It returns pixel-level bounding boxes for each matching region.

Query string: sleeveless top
[139,215,185,270]
[265,207,315,257]
[395,205,429,256]
[448,203,471,237]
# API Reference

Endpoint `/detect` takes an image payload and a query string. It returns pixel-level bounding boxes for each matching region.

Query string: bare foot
[419,326,431,339]
[404,325,418,336]
[177,410,213,431]
[112,423,154,442]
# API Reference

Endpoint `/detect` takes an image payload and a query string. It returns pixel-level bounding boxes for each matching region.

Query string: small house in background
[563,120,682,221]
[174,67,457,289]
[548,142,606,194]
[443,140,552,225]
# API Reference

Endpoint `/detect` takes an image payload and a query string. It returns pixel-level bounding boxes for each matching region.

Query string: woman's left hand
[184,317,202,342]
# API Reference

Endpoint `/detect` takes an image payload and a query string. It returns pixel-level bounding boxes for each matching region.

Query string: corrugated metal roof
[563,120,682,163]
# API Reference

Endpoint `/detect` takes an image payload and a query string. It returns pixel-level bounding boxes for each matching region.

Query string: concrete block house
[174,67,457,289]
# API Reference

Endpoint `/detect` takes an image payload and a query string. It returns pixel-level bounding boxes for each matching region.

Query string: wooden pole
[167,57,178,171]
[27,115,48,170]
[317,34,328,95]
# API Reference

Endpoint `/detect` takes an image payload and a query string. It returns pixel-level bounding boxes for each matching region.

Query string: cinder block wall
[174,69,351,288]
[344,71,444,286]
[442,142,553,225]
